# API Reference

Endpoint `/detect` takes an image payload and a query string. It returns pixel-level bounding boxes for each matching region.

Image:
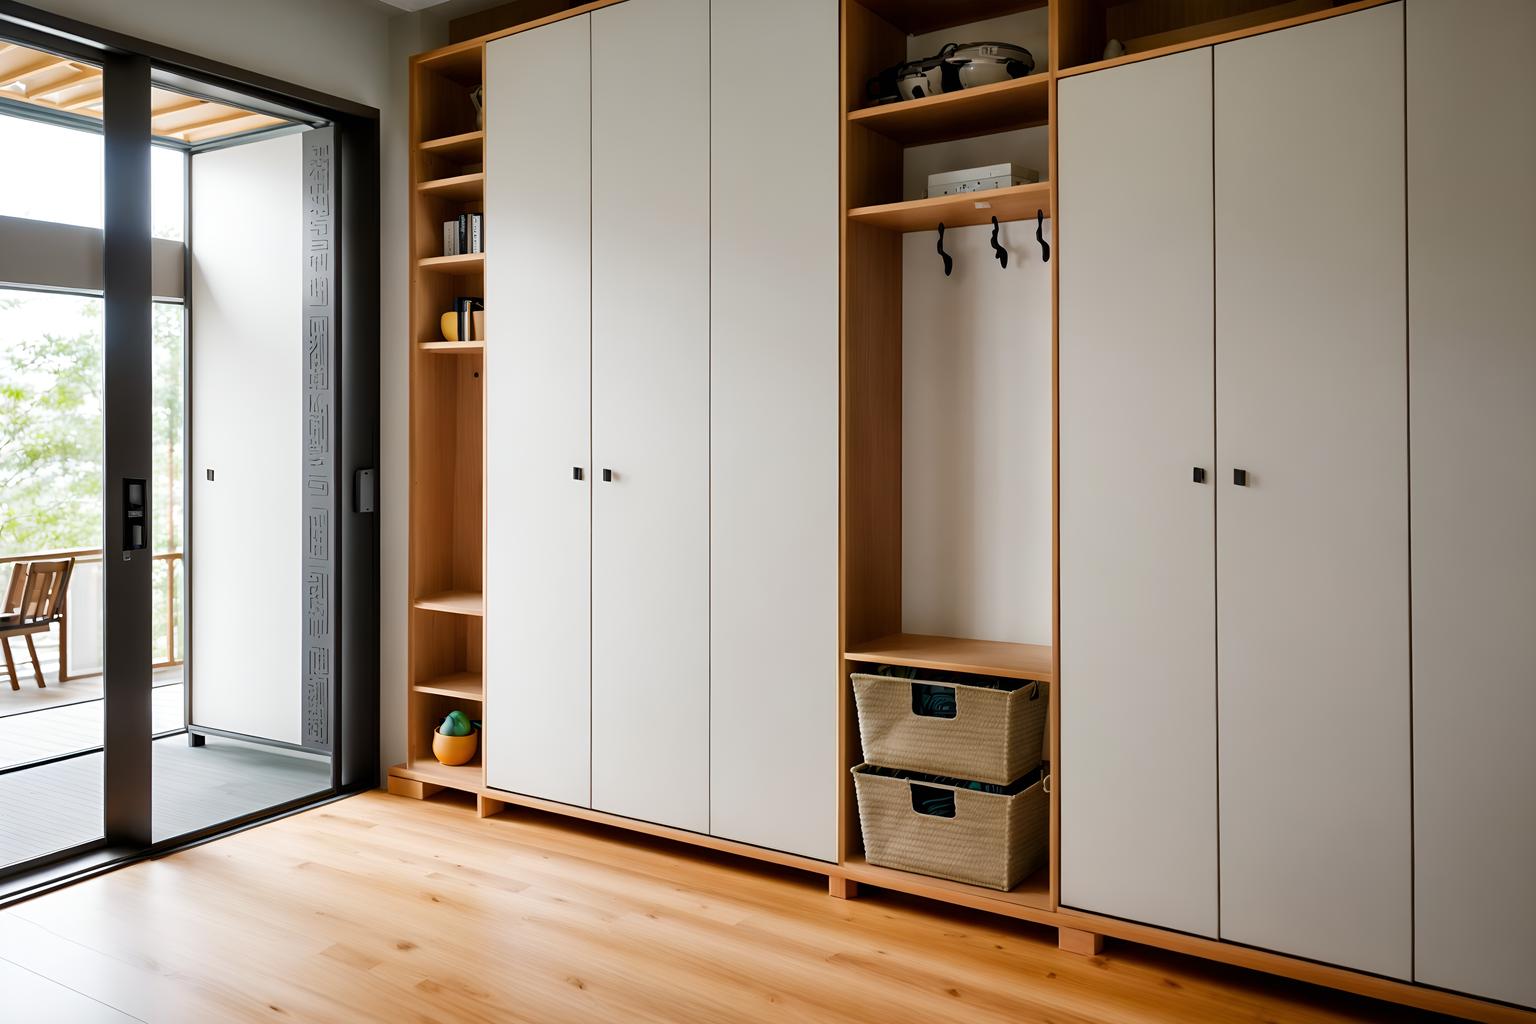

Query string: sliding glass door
[0,17,373,892]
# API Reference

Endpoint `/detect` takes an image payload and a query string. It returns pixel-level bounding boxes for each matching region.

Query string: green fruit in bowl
[439,709,475,737]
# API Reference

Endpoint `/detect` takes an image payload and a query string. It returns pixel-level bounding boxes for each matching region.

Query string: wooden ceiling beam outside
[31,67,100,98]
[0,55,72,88]
[150,96,203,121]
[165,107,259,135]
[61,88,105,111]
[0,42,291,143]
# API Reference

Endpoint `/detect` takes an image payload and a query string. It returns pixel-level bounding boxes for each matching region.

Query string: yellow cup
[439,311,459,342]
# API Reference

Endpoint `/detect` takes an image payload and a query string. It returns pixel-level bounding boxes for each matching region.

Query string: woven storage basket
[851,763,1048,891]
[851,673,1048,785]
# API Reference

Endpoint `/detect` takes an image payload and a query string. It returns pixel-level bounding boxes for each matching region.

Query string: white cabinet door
[707,0,839,860]
[1058,48,1218,937]
[483,16,593,807]
[1214,3,1410,978]
[589,0,711,833]
[1409,0,1536,1007]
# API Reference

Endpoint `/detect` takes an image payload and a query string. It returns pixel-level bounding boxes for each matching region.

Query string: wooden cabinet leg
[828,876,859,900]
[386,776,442,800]
[1058,927,1105,956]
[477,794,509,818]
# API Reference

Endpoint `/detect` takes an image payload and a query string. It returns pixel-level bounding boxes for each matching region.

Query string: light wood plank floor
[0,790,1462,1023]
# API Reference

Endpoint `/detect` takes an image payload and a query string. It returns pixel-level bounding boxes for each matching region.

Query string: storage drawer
[852,763,1047,891]
[852,671,1047,785]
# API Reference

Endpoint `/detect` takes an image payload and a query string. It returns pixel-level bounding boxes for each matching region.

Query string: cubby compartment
[412,609,483,700]
[409,348,483,605]
[407,685,484,786]
[1058,0,1346,71]
[413,188,485,264]
[846,0,1051,225]
[414,46,483,143]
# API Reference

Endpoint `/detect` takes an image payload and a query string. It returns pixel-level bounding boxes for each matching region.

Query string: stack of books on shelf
[443,213,484,256]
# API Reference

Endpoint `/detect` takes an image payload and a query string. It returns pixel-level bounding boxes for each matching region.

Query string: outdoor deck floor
[0,669,184,770]
[0,736,331,868]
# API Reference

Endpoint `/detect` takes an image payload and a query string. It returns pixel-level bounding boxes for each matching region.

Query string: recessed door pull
[1192,467,1206,483]
[1233,468,1249,486]
[573,467,584,480]
[602,468,613,482]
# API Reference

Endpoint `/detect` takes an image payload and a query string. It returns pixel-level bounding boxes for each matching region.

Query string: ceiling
[0,41,290,144]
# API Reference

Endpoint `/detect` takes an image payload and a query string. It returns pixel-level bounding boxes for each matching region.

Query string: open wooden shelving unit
[840,0,1059,915]
[398,40,489,795]
[387,3,1521,1020]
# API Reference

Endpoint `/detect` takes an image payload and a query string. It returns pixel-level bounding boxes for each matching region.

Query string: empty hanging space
[842,0,1055,913]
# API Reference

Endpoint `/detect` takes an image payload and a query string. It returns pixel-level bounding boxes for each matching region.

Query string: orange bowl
[432,728,478,766]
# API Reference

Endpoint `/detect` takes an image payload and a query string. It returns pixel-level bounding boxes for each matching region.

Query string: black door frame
[0,0,379,899]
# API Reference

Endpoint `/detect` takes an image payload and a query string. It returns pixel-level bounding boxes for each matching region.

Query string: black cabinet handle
[1233,468,1249,486]
[573,467,584,481]
[1192,467,1206,484]
[602,468,613,482]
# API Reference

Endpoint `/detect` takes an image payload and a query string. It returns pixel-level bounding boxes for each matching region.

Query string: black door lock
[123,478,147,552]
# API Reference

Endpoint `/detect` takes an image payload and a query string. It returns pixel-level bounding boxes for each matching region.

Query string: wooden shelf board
[1057,0,1390,79]
[418,129,483,159]
[841,855,1055,921]
[848,181,1051,233]
[418,339,485,353]
[856,0,1046,35]
[849,73,1048,146]
[417,252,485,275]
[418,171,484,202]
[415,43,482,86]
[392,758,483,793]
[413,671,484,700]
[845,633,1053,682]
[413,590,484,616]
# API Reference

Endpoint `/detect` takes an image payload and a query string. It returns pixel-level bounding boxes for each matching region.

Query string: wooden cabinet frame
[391,1,1526,1020]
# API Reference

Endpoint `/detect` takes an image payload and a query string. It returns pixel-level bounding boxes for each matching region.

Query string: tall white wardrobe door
[1058,48,1218,937]
[708,0,839,860]
[589,0,711,833]
[1214,3,1410,978]
[483,16,593,807]
[1409,0,1536,1007]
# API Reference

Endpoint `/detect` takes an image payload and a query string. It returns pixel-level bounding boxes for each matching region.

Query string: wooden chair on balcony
[1,558,74,690]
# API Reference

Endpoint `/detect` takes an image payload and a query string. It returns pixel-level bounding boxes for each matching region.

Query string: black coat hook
[1036,209,1051,262]
[936,222,953,277]
[989,216,1008,269]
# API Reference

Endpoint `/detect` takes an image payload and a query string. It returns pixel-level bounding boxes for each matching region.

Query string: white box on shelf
[926,163,1040,198]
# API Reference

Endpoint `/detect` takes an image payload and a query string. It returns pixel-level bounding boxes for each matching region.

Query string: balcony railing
[0,546,183,681]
